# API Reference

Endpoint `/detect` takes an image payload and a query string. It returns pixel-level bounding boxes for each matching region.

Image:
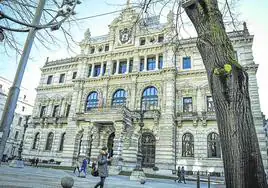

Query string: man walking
[181,166,186,184]
[73,159,80,176]
[174,166,182,183]
[94,146,112,188]
[80,158,88,177]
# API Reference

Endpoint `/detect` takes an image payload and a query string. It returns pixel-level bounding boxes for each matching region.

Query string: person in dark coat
[174,166,182,183]
[181,166,186,184]
[94,146,112,188]
[80,158,88,177]
[35,158,39,167]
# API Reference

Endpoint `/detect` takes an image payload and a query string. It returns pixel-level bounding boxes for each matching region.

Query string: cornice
[36,84,74,91]
[42,63,78,73]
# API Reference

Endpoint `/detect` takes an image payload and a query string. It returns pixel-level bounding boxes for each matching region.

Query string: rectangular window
[90,47,95,54]
[119,61,127,74]
[14,131,19,141]
[183,97,193,112]
[129,59,133,73]
[72,72,77,79]
[147,57,156,71]
[105,44,109,52]
[52,105,60,117]
[18,117,22,126]
[183,57,191,69]
[66,104,71,117]
[40,106,46,117]
[94,65,101,77]
[158,34,164,42]
[47,75,53,85]
[59,73,65,83]
[88,64,92,77]
[159,55,163,69]
[140,58,144,71]
[103,63,106,75]
[207,96,215,112]
[22,106,25,112]
[140,38,146,45]
[112,61,117,74]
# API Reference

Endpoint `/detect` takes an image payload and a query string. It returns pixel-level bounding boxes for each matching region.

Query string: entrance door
[141,132,156,168]
[107,132,115,158]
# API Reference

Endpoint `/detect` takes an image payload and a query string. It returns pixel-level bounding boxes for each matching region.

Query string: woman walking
[94,147,112,188]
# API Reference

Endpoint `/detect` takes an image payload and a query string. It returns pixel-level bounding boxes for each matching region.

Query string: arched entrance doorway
[107,132,115,158]
[141,132,156,168]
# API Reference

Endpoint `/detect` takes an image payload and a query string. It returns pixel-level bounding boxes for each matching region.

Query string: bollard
[208,173,210,188]
[197,171,200,188]
[61,176,74,188]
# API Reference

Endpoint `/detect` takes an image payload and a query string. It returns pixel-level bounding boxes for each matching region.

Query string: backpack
[91,167,99,177]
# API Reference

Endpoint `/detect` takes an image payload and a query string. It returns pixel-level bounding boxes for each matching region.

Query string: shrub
[49,159,55,163]
[42,160,48,164]
[153,166,159,171]
[56,161,61,165]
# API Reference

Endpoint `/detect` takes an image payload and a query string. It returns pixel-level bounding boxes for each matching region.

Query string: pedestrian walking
[35,158,39,167]
[181,166,186,184]
[174,166,182,183]
[94,146,112,188]
[73,159,80,176]
[80,158,88,177]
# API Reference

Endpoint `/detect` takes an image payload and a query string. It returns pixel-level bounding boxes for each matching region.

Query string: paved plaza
[0,165,225,188]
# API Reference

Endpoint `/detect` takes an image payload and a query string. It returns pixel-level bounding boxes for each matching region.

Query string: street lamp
[17,115,30,160]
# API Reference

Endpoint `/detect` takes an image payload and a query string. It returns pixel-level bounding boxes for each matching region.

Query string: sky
[0,0,268,116]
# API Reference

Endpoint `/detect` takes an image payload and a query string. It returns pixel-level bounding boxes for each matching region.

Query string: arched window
[112,89,127,107]
[86,91,98,110]
[45,132,54,151]
[141,86,158,110]
[182,133,194,157]
[207,132,221,158]
[59,132,66,151]
[32,132,40,149]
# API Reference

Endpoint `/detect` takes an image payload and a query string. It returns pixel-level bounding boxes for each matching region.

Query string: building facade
[0,76,34,159]
[22,6,267,175]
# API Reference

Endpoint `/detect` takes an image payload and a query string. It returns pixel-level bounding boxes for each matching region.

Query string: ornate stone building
[22,5,267,175]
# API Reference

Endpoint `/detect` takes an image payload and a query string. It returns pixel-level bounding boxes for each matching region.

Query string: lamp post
[18,115,30,160]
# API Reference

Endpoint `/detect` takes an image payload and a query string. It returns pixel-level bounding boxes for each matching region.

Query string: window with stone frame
[140,37,146,45]
[47,75,53,84]
[52,105,60,117]
[90,47,95,54]
[45,132,54,151]
[93,65,101,77]
[207,96,215,112]
[66,104,71,117]
[183,97,193,112]
[86,91,99,110]
[14,131,19,141]
[72,72,77,79]
[182,133,194,157]
[105,44,109,52]
[112,89,127,107]
[141,86,158,110]
[32,132,40,149]
[158,55,163,69]
[158,34,164,42]
[40,106,46,117]
[207,132,221,158]
[182,56,191,69]
[140,58,144,71]
[59,73,65,83]
[59,132,66,151]
[18,117,22,126]
[147,56,156,71]
[119,61,127,74]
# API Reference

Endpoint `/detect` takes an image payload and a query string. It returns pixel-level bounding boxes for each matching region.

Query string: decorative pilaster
[155,54,159,70]
[126,58,130,73]
[116,60,120,74]
[112,121,125,166]
[90,63,95,77]
[143,55,147,71]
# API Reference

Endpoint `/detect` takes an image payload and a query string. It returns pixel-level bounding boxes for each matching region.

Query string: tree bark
[184,0,267,187]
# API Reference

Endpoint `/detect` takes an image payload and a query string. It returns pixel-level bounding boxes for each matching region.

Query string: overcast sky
[1,0,268,116]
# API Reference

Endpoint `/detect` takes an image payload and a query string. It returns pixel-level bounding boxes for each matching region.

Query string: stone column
[90,63,95,77]
[91,125,101,159]
[116,60,120,74]
[126,58,130,73]
[155,54,159,70]
[112,121,125,166]
[133,54,139,72]
[100,62,104,77]
[105,60,112,76]
[143,55,147,71]
[60,99,65,116]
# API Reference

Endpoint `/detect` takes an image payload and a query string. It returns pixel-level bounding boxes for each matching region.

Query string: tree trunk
[184,0,267,187]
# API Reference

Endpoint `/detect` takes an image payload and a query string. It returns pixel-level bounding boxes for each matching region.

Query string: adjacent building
[0,76,34,159]
[22,5,267,175]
